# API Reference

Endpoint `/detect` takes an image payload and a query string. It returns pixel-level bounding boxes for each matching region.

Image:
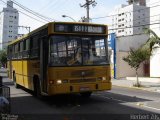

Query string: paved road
[2,78,160,120]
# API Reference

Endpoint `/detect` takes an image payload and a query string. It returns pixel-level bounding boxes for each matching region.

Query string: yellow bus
[7,22,111,97]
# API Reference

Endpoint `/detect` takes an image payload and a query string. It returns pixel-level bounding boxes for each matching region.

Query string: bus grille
[70,78,96,83]
[71,70,95,77]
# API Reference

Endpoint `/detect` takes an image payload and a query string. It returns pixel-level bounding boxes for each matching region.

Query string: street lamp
[62,15,76,22]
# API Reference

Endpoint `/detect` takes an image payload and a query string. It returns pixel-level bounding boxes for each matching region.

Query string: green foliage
[0,50,7,67]
[123,48,150,71]
[143,28,160,52]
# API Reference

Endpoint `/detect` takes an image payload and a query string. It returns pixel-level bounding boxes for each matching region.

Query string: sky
[0,0,127,33]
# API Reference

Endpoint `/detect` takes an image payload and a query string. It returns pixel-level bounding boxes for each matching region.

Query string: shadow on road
[2,79,159,120]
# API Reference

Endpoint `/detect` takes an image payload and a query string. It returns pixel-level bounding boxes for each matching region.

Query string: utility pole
[80,0,97,22]
[18,26,30,33]
[18,26,30,38]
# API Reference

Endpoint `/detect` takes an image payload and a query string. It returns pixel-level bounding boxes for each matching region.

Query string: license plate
[80,87,90,91]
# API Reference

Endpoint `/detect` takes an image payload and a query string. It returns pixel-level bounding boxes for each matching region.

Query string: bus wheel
[34,77,41,98]
[80,92,92,98]
[13,73,19,88]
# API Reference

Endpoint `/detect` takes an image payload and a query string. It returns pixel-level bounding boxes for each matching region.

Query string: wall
[150,44,160,77]
[115,34,149,78]
[116,34,149,52]
[116,51,144,78]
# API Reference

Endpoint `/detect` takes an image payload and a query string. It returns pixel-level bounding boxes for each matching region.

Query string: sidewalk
[112,77,160,93]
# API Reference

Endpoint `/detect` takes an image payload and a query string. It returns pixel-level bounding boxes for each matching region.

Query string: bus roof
[8,22,108,46]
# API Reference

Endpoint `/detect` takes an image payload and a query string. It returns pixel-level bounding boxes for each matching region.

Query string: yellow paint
[47,66,111,95]
[7,22,111,96]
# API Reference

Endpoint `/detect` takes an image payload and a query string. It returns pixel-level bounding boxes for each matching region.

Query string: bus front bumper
[48,82,112,95]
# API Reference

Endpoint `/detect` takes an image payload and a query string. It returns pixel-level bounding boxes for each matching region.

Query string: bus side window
[30,36,39,58]
[7,45,12,60]
[19,41,23,58]
[14,43,19,59]
[18,42,20,59]
[12,44,15,59]
[23,39,30,58]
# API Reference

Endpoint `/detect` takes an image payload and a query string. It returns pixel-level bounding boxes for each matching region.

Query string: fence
[0,76,10,113]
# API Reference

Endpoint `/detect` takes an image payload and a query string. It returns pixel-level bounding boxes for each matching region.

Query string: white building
[0,0,19,50]
[146,0,160,77]
[109,3,150,78]
[110,4,149,37]
[146,0,160,37]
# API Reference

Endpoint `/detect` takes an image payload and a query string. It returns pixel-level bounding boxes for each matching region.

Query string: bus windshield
[49,35,109,66]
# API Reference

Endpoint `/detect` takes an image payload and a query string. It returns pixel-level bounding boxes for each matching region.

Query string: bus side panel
[23,60,31,89]
[17,61,23,86]
[12,61,22,86]
[28,60,40,90]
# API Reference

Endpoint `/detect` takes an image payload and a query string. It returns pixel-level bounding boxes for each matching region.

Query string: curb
[112,84,159,93]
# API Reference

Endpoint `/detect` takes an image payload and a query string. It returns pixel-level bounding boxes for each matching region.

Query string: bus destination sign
[54,24,106,34]
[73,25,105,33]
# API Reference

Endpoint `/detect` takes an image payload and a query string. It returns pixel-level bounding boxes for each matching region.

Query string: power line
[109,13,160,28]
[108,21,160,31]
[12,0,56,22]
[38,0,55,12]
[0,0,48,23]
[91,3,160,20]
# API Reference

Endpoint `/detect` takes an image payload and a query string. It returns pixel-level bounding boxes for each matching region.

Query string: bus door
[40,37,48,93]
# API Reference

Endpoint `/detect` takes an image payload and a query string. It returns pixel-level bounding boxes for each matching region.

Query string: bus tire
[33,76,41,98]
[13,72,19,88]
[80,92,92,98]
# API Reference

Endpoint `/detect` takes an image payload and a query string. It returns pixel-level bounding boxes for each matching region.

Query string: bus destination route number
[73,25,105,34]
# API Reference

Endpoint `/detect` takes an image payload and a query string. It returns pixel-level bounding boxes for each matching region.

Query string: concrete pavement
[112,77,160,93]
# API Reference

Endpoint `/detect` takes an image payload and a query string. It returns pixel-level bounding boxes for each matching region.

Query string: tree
[143,28,160,52]
[123,48,150,87]
[0,50,7,68]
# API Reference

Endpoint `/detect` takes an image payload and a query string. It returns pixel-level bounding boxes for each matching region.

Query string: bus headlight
[97,77,106,81]
[57,80,62,84]
[102,77,106,81]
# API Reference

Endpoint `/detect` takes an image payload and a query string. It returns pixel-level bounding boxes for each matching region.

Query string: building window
[118,19,121,22]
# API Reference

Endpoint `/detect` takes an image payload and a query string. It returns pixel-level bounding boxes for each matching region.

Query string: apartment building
[0,0,19,50]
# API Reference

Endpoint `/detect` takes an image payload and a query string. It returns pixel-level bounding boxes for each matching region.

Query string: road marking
[93,94,127,103]
[113,85,159,93]
[143,105,160,111]
[94,94,160,112]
